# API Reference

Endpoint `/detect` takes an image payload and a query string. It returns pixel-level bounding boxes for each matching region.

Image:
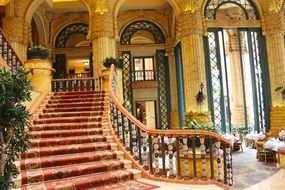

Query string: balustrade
[0,28,23,71]
[109,64,233,187]
[51,77,102,92]
[133,70,156,81]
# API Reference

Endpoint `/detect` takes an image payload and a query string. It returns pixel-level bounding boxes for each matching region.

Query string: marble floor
[138,169,285,190]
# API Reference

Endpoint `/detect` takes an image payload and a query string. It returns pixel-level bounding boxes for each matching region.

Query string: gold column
[177,11,208,113]
[263,10,285,134]
[89,13,116,78]
[226,31,245,126]
[263,11,285,106]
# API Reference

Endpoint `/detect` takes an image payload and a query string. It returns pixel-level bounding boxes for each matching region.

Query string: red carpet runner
[18,90,158,190]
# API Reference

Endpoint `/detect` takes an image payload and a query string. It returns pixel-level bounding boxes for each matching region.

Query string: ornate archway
[55,23,88,48]
[120,20,165,45]
[120,20,170,129]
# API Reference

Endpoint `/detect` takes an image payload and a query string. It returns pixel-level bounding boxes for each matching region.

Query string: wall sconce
[94,0,109,15]
[268,0,282,12]
[184,0,199,13]
[30,68,34,75]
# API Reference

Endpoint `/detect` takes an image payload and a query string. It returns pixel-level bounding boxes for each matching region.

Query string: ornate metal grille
[122,51,133,113]
[204,0,259,20]
[55,23,88,48]
[206,31,225,131]
[120,20,165,45]
[249,31,265,132]
[156,50,170,129]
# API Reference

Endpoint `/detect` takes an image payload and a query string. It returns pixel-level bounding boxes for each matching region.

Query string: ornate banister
[0,28,23,72]
[52,77,103,92]
[109,64,233,188]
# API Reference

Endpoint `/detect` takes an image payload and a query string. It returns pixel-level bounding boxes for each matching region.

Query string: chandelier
[268,0,282,12]
[184,0,199,13]
[94,0,109,15]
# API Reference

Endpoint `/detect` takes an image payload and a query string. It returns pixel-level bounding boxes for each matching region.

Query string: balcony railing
[109,64,233,188]
[52,77,103,92]
[0,28,23,72]
[54,72,91,79]
[133,70,156,81]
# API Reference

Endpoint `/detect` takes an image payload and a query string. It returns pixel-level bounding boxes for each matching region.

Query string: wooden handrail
[108,64,233,187]
[108,64,231,145]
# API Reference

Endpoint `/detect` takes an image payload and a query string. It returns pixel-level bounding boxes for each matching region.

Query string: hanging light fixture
[94,0,109,15]
[268,0,282,12]
[184,0,199,13]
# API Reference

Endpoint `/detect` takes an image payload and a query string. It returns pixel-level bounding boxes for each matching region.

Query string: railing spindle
[161,136,166,177]
[183,137,189,179]
[168,137,175,178]
[154,136,160,176]
[191,136,197,178]
[148,135,153,174]
[216,141,223,182]
[200,136,207,178]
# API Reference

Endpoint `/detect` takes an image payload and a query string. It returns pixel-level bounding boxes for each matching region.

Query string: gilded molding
[117,10,171,38]
[176,11,204,39]
[89,13,114,40]
[2,17,30,45]
[262,11,285,35]
[51,12,89,43]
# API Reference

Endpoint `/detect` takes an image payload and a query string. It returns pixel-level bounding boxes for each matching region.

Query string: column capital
[176,11,204,39]
[89,13,115,40]
[262,11,285,36]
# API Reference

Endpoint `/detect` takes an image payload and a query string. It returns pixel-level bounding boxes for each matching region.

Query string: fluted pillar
[263,11,285,106]
[177,11,208,112]
[166,39,180,129]
[89,13,116,78]
[263,10,285,135]
[89,12,123,101]
[227,31,245,126]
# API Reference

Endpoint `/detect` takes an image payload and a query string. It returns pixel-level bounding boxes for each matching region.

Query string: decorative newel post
[24,45,53,92]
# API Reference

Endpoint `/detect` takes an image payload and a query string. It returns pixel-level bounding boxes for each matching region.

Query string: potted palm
[103,57,123,69]
[27,44,49,60]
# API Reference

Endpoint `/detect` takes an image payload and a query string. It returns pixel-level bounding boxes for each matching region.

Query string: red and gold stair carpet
[17,90,158,190]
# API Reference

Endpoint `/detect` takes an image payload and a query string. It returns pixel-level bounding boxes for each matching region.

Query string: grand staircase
[15,90,146,190]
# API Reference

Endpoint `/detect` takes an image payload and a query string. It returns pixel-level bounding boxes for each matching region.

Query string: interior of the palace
[0,0,285,190]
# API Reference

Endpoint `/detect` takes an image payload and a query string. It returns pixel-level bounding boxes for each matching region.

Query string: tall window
[133,57,154,81]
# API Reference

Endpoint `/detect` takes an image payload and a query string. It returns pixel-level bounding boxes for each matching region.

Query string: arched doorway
[120,20,170,129]
[204,0,271,133]
[53,22,92,79]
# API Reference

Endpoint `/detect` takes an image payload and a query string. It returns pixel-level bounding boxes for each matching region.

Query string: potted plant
[27,44,49,60]
[275,86,285,100]
[103,57,123,69]
[0,68,32,189]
